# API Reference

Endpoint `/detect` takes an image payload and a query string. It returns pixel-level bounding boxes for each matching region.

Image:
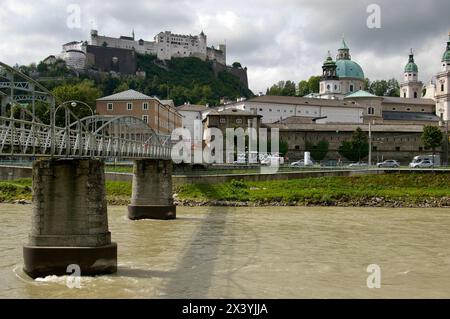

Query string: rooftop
[243,95,363,108]
[345,90,379,99]
[208,109,261,117]
[381,96,435,105]
[382,111,440,122]
[97,89,153,101]
[177,104,209,112]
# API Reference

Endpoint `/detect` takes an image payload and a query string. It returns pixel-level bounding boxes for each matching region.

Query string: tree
[369,78,400,97]
[52,80,102,122]
[232,62,242,68]
[307,76,321,93]
[114,82,130,93]
[386,78,400,96]
[305,139,329,161]
[422,125,443,162]
[338,127,369,162]
[282,80,296,96]
[298,80,310,97]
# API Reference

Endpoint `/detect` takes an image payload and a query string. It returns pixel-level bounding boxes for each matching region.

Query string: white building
[89,29,226,65]
[217,95,364,124]
[176,103,209,148]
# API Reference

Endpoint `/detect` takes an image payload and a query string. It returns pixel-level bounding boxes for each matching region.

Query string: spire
[132,28,135,40]
[409,48,414,63]
[341,35,349,50]
[405,48,418,73]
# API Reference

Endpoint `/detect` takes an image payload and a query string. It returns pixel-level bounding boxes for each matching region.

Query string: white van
[409,155,440,167]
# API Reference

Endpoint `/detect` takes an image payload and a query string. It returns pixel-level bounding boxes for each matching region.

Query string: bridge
[1,61,177,278]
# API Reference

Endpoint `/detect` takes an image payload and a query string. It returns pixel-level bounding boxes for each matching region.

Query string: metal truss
[0,61,173,160]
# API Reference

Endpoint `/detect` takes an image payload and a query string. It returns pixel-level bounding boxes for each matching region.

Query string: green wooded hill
[26,55,253,108]
[133,54,253,106]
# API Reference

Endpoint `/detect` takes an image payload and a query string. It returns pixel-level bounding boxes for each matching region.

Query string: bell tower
[400,49,423,99]
[436,33,450,121]
[319,52,341,98]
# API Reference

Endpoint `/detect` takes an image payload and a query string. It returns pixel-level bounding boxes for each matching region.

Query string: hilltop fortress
[44,29,248,88]
[89,29,227,64]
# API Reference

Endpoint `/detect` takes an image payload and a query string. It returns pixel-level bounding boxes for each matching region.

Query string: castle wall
[86,45,137,74]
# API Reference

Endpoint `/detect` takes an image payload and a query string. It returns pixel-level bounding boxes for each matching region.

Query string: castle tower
[436,33,450,120]
[319,52,341,98]
[400,49,423,99]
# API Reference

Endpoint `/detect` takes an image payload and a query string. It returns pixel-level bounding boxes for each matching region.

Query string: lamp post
[52,100,95,156]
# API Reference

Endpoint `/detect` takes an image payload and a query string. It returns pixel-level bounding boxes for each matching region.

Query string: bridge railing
[0,115,173,159]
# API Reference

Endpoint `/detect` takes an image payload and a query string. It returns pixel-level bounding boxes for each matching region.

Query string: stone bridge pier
[23,159,117,279]
[128,159,176,220]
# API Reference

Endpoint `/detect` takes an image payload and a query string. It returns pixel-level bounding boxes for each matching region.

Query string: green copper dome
[442,34,450,62]
[336,59,364,79]
[405,50,418,72]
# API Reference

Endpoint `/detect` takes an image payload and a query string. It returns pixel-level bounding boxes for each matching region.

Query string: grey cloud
[0,0,448,93]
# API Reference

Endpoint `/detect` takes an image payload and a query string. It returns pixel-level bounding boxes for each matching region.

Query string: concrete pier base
[23,159,117,279]
[128,159,176,220]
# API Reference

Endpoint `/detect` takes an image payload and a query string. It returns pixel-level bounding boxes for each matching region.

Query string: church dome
[405,50,418,72]
[336,59,365,79]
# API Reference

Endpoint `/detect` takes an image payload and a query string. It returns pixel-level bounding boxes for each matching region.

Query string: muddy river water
[1,204,450,298]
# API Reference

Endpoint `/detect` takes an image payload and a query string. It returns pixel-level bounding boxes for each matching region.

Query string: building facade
[218,95,365,124]
[96,89,182,134]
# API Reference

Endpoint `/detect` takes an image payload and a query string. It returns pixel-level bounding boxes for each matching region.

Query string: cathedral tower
[319,52,341,98]
[400,49,423,99]
[436,33,450,120]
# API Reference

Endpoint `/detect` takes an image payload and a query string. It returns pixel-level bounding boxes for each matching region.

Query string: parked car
[410,159,434,168]
[290,159,314,167]
[348,162,368,167]
[376,160,400,168]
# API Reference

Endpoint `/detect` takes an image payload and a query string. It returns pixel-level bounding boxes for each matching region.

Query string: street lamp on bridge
[51,100,95,157]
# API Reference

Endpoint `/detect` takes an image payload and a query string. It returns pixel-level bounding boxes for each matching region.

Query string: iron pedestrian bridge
[0,61,172,159]
[1,61,177,279]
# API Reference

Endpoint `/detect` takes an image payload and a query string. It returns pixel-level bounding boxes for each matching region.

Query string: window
[442,84,445,92]
[419,147,423,151]
[350,85,354,92]
[127,103,133,111]
[236,119,243,124]
[406,108,411,111]
[392,107,396,111]
[414,92,418,98]
[327,84,331,90]
[295,145,300,150]
[334,85,338,90]
[396,146,401,151]
[142,115,149,123]
[368,107,375,115]
[220,118,226,124]
[142,102,149,111]
[404,93,406,98]
[372,146,377,151]
[107,103,113,111]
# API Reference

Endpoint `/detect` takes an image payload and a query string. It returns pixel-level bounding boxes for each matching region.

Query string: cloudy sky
[0,0,449,93]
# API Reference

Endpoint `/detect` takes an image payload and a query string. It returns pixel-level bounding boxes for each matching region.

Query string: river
[1,204,450,298]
